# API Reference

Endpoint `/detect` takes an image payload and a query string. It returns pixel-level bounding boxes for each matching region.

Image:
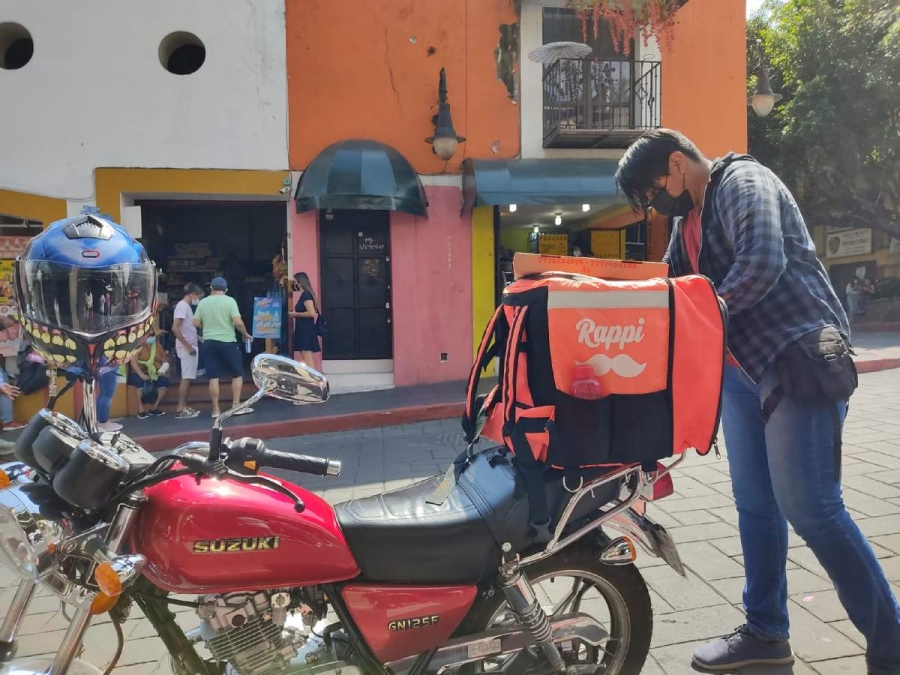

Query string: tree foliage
[748,0,900,239]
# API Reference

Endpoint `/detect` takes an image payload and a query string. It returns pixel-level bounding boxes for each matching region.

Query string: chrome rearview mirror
[251,354,330,405]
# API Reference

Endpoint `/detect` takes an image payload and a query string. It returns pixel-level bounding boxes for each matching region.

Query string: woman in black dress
[289,272,320,368]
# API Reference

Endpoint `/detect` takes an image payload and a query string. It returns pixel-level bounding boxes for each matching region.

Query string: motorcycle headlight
[0,484,65,580]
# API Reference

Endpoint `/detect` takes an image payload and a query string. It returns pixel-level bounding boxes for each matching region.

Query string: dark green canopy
[295,139,428,216]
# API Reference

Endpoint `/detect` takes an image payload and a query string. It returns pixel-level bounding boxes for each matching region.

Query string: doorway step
[322,359,394,395]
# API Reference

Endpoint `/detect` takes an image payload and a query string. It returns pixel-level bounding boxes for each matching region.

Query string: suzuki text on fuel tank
[0,353,687,675]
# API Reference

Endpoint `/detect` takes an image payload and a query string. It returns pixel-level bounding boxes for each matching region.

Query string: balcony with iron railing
[542,57,661,149]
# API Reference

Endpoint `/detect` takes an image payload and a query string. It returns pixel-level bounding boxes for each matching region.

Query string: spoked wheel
[457,544,653,675]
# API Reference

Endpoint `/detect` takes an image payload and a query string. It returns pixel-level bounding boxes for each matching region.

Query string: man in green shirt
[193,277,254,418]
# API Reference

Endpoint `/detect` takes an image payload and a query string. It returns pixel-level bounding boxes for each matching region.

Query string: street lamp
[425,68,466,160]
[748,43,782,117]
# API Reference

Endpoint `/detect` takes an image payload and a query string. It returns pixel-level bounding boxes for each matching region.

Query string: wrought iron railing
[542,58,661,142]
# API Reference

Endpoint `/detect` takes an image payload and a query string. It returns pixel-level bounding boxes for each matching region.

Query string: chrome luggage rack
[517,453,686,570]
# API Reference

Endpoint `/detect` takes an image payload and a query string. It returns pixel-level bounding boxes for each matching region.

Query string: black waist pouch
[762,325,857,479]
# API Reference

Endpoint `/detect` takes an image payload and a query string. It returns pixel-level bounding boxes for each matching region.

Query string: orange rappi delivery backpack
[456,256,727,541]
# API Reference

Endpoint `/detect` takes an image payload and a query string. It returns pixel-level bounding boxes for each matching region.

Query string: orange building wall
[286,0,520,174]
[661,0,748,157]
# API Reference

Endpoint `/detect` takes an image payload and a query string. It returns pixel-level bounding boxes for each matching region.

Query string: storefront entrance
[319,210,393,360]
[138,200,288,373]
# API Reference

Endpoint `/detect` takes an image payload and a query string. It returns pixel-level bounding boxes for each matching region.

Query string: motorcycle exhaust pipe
[599,537,636,566]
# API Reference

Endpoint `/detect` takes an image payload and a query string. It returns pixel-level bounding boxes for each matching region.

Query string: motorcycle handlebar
[225,437,341,478]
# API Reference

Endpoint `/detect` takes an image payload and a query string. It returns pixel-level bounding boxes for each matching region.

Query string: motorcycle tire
[456,542,653,675]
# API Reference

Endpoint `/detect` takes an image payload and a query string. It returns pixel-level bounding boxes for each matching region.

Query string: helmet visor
[16,261,156,338]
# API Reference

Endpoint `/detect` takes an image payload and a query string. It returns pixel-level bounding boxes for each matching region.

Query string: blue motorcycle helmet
[14,214,157,378]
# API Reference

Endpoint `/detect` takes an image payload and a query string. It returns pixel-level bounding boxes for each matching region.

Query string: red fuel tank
[131,473,360,593]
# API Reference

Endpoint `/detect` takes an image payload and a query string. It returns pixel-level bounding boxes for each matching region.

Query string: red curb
[856,358,900,375]
[133,402,461,452]
[853,322,900,333]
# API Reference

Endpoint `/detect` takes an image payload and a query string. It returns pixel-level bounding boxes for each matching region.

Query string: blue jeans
[0,370,12,424]
[723,365,900,670]
[96,370,119,423]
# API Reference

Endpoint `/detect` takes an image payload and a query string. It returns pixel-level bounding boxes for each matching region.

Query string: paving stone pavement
[0,369,898,673]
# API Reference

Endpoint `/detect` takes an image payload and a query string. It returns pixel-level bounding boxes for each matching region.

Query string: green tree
[748,0,900,239]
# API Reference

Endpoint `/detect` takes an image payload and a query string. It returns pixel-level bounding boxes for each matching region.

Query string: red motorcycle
[0,354,685,675]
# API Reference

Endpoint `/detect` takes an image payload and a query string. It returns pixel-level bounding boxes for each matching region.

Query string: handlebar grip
[262,449,341,477]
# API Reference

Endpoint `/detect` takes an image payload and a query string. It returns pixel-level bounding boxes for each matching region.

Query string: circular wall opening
[0,23,34,70]
[159,31,205,75]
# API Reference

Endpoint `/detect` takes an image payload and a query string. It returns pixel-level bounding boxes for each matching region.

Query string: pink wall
[391,185,473,387]
[288,206,323,370]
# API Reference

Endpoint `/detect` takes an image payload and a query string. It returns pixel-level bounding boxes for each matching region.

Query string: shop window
[159,32,205,75]
[0,23,34,70]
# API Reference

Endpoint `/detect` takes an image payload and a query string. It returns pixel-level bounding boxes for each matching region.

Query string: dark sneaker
[692,625,794,671]
[149,409,165,417]
[137,411,150,420]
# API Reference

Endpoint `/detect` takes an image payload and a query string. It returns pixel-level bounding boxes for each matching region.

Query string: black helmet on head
[14,214,157,378]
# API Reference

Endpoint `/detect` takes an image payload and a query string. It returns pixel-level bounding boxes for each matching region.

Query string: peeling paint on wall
[495,23,519,103]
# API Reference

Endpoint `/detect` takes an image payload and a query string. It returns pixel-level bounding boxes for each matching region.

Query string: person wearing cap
[192,276,253,418]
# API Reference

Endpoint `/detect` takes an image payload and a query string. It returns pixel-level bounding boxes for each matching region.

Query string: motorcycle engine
[195,590,360,675]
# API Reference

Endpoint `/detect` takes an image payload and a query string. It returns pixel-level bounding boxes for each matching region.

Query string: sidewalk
[110,329,900,450]
[1,369,898,673]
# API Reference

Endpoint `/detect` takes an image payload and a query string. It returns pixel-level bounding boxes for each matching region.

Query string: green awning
[462,158,623,211]
[295,139,428,217]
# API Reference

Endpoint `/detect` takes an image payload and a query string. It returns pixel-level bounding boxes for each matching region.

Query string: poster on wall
[0,260,20,357]
[538,234,568,255]
[252,296,283,339]
[825,228,872,259]
[590,230,625,259]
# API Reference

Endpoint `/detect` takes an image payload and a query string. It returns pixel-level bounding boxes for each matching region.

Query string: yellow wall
[472,206,495,369]
[0,189,67,226]
[95,168,290,223]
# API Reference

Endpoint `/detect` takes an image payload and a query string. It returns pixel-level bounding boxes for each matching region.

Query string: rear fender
[604,506,685,577]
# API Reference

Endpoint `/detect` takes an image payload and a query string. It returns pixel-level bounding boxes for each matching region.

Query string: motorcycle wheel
[457,543,652,675]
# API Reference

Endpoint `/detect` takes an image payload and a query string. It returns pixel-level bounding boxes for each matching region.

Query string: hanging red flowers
[567,0,680,56]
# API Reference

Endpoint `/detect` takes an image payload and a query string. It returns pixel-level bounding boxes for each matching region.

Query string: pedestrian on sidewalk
[616,129,900,675]
[193,276,254,418]
[846,278,861,320]
[172,283,203,419]
[96,367,122,432]
[127,332,169,419]
[289,272,321,369]
[0,369,23,432]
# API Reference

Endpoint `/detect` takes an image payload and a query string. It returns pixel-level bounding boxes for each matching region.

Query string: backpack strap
[510,419,556,544]
[429,306,505,507]
[461,305,504,445]
[500,305,555,543]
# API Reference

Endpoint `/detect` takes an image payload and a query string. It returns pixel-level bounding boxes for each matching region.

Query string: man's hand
[189,348,197,356]
[0,383,21,400]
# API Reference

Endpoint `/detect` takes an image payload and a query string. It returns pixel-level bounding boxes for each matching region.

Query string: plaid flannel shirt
[664,153,850,383]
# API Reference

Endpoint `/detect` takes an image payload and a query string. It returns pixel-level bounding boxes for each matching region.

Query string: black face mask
[649,175,694,219]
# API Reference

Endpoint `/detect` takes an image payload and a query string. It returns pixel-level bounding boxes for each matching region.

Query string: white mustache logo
[577,353,647,379]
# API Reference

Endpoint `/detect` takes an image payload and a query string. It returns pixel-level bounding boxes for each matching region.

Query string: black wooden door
[319,211,392,360]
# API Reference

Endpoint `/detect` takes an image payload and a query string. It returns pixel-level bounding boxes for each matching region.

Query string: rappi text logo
[575,318,647,378]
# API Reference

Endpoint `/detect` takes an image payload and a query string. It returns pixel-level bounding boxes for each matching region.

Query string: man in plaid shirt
[617,129,900,674]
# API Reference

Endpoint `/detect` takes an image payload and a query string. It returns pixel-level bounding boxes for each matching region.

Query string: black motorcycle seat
[334,448,621,584]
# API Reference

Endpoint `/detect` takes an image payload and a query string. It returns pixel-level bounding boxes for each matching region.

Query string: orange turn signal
[89,592,119,615]
[0,469,10,489]
[243,461,258,472]
[94,562,123,598]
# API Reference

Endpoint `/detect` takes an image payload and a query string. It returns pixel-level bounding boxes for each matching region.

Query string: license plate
[467,637,502,659]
